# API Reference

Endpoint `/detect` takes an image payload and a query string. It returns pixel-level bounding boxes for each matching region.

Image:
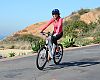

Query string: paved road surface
[0,45,100,80]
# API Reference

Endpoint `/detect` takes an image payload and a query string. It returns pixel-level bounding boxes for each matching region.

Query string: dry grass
[0,41,34,58]
[0,49,33,58]
[0,41,32,49]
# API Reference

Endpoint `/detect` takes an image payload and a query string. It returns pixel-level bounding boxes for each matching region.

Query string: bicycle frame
[41,32,53,55]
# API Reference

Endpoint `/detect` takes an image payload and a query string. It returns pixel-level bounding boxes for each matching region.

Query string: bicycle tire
[53,44,63,65]
[36,46,48,70]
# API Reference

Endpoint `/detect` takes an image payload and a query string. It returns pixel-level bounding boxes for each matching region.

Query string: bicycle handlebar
[40,32,51,37]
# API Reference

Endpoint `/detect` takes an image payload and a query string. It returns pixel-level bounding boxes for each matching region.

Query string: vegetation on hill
[62,15,100,47]
[0,34,45,51]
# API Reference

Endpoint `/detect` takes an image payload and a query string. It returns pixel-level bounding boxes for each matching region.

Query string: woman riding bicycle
[41,9,63,60]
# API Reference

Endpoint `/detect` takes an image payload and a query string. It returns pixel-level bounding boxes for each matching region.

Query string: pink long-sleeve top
[41,17,63,34]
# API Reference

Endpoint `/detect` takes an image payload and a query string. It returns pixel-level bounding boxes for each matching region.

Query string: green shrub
[32,39,45,52]
[18,34,40,42]
[39,39,45,48]
[9,52,15,57]
[71,11,76,15]
[92,37,100,44]
[75,38,93,46]
[63,21,77,38]
[61,36,75,48]
[9,45,15,49]
[70,15,80,21]
[32,41,40,52]
[63,20,88,38]
[93,32,100,38]
[97,16,100,24]
[95,7,100,11]
[78,8,90,15]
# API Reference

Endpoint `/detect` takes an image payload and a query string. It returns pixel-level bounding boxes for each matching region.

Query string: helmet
[52,9,60,15]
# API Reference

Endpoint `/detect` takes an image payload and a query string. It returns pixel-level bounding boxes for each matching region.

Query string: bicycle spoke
[53,44,63,65]
[36,46,47,70]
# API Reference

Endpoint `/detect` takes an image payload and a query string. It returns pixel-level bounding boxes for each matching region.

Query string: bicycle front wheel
[53,44,63,65]
[36,46,48,70]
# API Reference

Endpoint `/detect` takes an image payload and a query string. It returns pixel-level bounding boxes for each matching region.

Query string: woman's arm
[41,18,54,32]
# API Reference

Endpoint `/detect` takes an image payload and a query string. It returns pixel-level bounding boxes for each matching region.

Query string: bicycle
[36,32,63,70]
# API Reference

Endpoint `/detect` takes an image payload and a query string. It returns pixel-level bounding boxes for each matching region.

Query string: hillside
[0,7,100,50]
[12,8,100,37]
[13,21,53,38]
[80,10,100,24]
[64,8,100,24]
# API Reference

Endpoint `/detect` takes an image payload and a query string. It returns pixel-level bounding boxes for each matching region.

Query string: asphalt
[0,44,100,80]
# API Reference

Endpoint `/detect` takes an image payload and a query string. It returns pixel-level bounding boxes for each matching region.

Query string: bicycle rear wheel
[53,44,63,65]
[36,46,48,70]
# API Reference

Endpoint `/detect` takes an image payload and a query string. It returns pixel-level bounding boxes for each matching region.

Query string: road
[0,44,100,80]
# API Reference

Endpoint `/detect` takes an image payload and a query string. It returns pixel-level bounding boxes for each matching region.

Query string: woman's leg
[48,36,53,58]
[51,32,63,56]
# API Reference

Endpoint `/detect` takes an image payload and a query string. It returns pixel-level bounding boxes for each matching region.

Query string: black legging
[51,32,63,45]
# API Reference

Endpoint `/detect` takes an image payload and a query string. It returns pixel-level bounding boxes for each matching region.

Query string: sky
[0,0,100,36]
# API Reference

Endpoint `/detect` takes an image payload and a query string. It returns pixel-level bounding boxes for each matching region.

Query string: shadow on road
[44,58,100,70]
[58,61,100,67]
